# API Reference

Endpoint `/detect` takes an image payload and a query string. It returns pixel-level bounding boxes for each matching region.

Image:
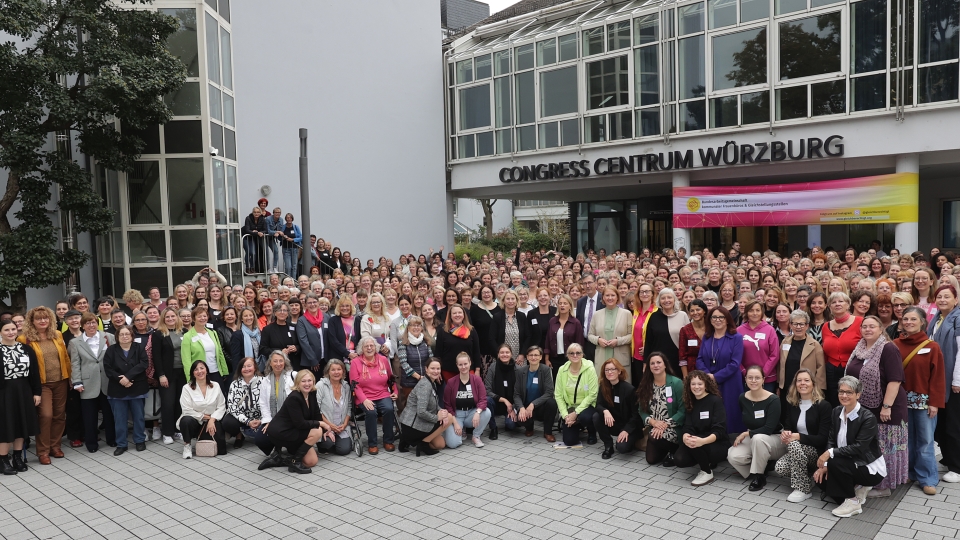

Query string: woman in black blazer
[103,326,149,456]
[489,290,531,364]
[593,358,637,459]
[774,369,833,503]
[153,309,185,444]
[260,301,301,370]
[328,296,362,370]
[260,370,333,474]
[813,375,886,518]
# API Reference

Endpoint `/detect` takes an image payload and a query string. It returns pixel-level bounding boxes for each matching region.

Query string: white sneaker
[691,470,715,486]
[867,488,891,498]
[944,471,960,483]
[152,427,162,441]
[832,498,863,518]
[472,437,485,448]
[173,432,183,441]
[855,485,871,505]
[787,490,812,503]
[182,445,192,459]
[163,436,174,445]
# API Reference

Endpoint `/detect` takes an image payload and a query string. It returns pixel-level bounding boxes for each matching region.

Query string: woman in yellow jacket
[18,306,71,465]
[181,307,230,396]
[554,343,598,448]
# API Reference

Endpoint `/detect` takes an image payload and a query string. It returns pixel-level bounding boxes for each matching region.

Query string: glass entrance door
[589,212,623,253]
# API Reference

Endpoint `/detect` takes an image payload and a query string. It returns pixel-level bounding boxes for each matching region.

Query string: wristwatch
[882,404,892,409]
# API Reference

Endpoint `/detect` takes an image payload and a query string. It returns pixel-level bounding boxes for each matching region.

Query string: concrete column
[672,172,691,254]
[807,225,821,248]
[895,153,920,254]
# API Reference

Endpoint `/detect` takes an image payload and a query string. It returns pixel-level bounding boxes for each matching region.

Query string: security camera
[210,146,219,156]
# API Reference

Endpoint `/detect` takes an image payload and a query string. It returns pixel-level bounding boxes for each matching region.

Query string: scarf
[266,370,291,417]
[408,333,424,346]
[241,324,261,359]
[848,333,888,409]
[304,309,323,329]
[451,325,471,340]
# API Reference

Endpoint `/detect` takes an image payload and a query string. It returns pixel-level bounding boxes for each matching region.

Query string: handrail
[239,233,299,281]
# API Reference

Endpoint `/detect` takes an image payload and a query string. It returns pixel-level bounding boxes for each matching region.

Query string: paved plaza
[0,427,956,540]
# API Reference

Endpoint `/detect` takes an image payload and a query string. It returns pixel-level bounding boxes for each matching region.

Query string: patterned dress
[0,343,40,442]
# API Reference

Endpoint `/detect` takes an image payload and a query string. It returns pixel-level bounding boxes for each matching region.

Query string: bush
[455,243,495,262]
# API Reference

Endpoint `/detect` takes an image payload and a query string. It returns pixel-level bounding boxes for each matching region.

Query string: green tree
[0,0,186,311]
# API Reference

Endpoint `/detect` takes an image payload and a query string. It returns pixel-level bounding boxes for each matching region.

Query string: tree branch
[0,169,22,235]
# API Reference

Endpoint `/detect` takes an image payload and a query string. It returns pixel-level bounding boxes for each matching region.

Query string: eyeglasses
[791,322,807,327]
[603,368,619,373]
[837,390,856,396]
[568,352,583,357]
[892,303,908,308]
[710,315,726,320]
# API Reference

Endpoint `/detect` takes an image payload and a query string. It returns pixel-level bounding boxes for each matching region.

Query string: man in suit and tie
[576,274,600,362]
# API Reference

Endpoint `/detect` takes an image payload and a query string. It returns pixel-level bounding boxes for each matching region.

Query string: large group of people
[3,216,960,518]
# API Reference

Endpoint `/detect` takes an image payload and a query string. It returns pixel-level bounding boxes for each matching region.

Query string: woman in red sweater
[894,306,946,495]
[350,336,397,455]
[821,292,861,407]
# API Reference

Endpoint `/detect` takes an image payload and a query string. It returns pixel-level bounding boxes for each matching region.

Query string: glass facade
[447,0,960,160]
[97,3,242,297]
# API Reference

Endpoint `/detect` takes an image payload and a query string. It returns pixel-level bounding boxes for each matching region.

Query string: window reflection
[919,0,960,62]
[540,66,578,117]
[587,56,630,108]
[128,161,161,225]
[777,85,807,119]
[811,80,846,115]
[679,35,705,99]
[779,13,842,79]
[713,27,767,90]
[459,84,491,130]
[852,0,887,74]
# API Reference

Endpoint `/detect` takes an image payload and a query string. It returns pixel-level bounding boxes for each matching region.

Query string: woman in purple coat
[697,307,746,434]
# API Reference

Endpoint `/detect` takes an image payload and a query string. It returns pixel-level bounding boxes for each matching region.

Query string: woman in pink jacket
[737,300,780,392]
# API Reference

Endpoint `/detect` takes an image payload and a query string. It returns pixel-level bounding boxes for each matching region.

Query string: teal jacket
[632,374,685,431]
[554,360,598,414]
[181,327,229,379]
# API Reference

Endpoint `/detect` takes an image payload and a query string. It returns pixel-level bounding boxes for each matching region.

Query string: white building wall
[231,1,448,261]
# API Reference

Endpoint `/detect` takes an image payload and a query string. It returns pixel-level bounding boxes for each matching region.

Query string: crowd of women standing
[1,238,958,518]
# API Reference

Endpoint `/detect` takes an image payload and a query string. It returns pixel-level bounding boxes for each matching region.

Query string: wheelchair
[348,377,402,456]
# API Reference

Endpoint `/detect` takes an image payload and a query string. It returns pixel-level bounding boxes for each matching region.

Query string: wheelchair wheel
[351,424,363,457]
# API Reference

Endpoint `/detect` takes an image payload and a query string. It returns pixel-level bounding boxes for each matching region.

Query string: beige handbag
[194,422,218,457]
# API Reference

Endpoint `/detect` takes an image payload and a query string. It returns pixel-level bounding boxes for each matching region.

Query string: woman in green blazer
[181,307,230,396]
[631,352,686,466]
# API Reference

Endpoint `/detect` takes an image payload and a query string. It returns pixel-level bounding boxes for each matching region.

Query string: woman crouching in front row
[259,369,334,474]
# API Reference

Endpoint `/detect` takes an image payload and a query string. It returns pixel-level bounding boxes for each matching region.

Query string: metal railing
[240,233,301,280]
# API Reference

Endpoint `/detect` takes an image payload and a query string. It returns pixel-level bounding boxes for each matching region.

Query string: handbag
[194,421,218,457]
[144,333,158,387]
[902,339,933,368]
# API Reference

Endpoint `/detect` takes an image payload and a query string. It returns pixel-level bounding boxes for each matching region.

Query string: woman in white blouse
[177,360,226,459]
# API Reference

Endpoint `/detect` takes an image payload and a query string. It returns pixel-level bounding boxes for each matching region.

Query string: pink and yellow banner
[673,173,919,228]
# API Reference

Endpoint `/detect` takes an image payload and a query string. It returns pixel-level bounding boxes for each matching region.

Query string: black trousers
[400,421,441,447]
[80,392,115,450]
[824,362,843,408]
[159,370,186,437]
[179,416,226,455]
[521,399,557,435]
[550,355,568,380]
[65,388,84,441]
[816,455,885,503]
[221,414,274,455]
[937,396,960,473]
[631,359,646,387]
[674,439,729,472]
[561,406,596,446]
[208,371,230,401]
[593,416,637,454]
[646,435,679,465]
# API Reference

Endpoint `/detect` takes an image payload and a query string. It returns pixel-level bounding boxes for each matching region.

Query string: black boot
[749,473,767,491]
[257,449,284,471]
[0,455,15,475]
[288,444,313,474]
[416,442,438,457]
[488,422,498,441]
[11,452,27,472]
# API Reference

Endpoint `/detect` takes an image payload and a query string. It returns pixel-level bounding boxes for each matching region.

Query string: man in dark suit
[576,274,600,362]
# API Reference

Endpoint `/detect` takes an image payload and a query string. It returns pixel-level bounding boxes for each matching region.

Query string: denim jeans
[561,406,596,447]
[109,397,146,448]
[443,407,492,448]
[908,408,939,487]
[486,396,516,431]
[283,247,298,276]
[362,397,396,446]
[268,236,280,269]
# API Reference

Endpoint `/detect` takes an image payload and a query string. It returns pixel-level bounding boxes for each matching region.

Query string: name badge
[782,344,791,351]
[289,326,295,331]
[755,410,765,419]
[20,355,29,363]
[213,311,221,316]
[373,324,381,330]
[700,411,709,419]
[532,377,539,384]
[531,319,538,325]
[687,339,698,346]
[134,337,141,343]
[614,396,620,404]
[665,387,673,397]
[287,332,292,338]
[503,380,508,387]
[919,348,931,354]
[191,336,200,342]
[323,323,328,329]
[847,411,858,421]
[466,385,471,391]
[756,333,765,339]
[206,323,214,329]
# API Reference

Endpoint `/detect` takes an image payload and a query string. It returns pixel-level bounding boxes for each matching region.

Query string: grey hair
[323,358,347,379]
[656,287,677,308]
[789,309,810,324]
[827,291,851,306]
[701,291,719,301]
[900,306,929,333]
[357,335,378,351]
[838,375,862,394]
